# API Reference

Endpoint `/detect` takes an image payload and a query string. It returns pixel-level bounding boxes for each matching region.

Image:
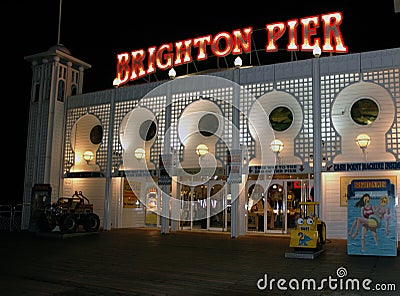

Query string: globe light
[355,133,371,151]
[168,68,176,79]
[270,139,284,153]
[134,148,146,160]
[83,151,94,164]
[196,144,209,156]
[313,45,321,58]
[234,56,242,68]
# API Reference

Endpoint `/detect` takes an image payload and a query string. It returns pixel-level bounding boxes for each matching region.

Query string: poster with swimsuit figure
[347,179,397,256]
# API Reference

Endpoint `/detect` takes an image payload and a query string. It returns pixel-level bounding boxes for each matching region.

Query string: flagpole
[57,0,62,44]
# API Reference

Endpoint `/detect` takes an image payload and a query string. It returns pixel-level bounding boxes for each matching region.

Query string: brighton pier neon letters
[115,12,347,86]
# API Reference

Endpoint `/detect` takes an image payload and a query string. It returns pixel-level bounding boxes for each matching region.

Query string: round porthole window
[90,125,103,145]
[269,106,293,132]
[350,98,379,125]
[198,113,219,137]
[139,120,157,141]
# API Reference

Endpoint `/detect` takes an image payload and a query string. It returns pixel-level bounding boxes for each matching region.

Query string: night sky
[17,1,399,205]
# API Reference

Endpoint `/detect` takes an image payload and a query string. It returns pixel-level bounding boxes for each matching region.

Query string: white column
[231,67,242,238]
[170,177,180,231]
[161,81,172,234]
[312,56,322,203]
[104,91,116,230]
[44,57,60,185]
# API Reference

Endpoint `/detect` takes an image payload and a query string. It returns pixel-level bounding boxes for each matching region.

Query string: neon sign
[115,12,347,86]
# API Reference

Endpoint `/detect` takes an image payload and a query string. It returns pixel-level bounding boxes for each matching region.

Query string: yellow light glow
[134,148,146,160]
[356,133,371,149]
[196,144,209,156]
[270,139,284,153]
[83,151,94,163]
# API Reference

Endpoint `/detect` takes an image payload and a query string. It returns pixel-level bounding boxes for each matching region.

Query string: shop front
[23,40,399,243]
[246,174,314,234]
[179,179,229,231]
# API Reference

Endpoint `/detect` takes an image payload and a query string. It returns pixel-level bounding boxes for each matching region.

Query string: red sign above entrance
[115,12,347,87]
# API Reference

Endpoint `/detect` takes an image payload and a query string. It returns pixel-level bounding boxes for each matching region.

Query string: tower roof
[48,44,71,55]
[24,44,91,70]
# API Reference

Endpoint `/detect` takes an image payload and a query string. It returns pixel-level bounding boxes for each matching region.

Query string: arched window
[57,80,65,102]
[71,84,77,96]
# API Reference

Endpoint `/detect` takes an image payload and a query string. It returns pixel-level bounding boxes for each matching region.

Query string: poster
[145,190,158,225]
[340,175,397,206]
[347,179,397,256]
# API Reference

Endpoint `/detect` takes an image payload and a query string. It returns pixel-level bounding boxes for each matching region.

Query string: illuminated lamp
[313,45,321,58]
[168,68,176,79]
[270,139,284,164]
[113,77,121,88]
[234,56,242,68]
[356,133,370,161]
[356,133,370,151]
[270,139,284,154]
[196,144,209,156]
[83,151,94,164]
[134,148,146,160]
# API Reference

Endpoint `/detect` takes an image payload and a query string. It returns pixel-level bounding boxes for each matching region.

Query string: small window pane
[350,98,379,125]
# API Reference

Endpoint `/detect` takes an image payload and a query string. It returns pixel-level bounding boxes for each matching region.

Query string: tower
[23,45,91,230]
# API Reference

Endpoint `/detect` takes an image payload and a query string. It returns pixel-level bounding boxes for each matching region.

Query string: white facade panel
[24,46,399,240]
[121,208,145,228]
[63,178,107,229]
[320,54,360,75]
[361,48,400,70]
[110,177,122,229]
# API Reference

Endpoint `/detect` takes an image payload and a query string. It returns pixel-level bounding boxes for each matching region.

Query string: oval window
[269,106,293,131]
[90,125,103,145]
[140,120,157,141]
[198,113,219,137]
[350,98,379,125]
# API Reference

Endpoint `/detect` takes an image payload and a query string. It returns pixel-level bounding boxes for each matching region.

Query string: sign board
[332,161,400,172]
[249,164,306,174]
[347,179,397,256]
[115,12,348,86]
[125,170,152,178]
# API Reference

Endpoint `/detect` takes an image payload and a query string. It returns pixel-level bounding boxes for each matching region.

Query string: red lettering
[156,43,173,70]
[114,12,348,86]
[212,32,233,57]
[174,39,193,66]
[266,22,286,52]
[115,53,130,85]
[286,19,299,51]
[193,35,212,60]
[300,15,320,51]
[232,27,253,54]
[321,12,348,53]
[129,50,146,81]
[147,46,157,75]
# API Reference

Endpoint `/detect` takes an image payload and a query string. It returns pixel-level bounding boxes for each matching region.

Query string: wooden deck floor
[1,228,399,295]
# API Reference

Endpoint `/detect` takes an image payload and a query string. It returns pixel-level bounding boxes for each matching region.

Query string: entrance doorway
[179,180,228,231]
[246,177,313,234]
